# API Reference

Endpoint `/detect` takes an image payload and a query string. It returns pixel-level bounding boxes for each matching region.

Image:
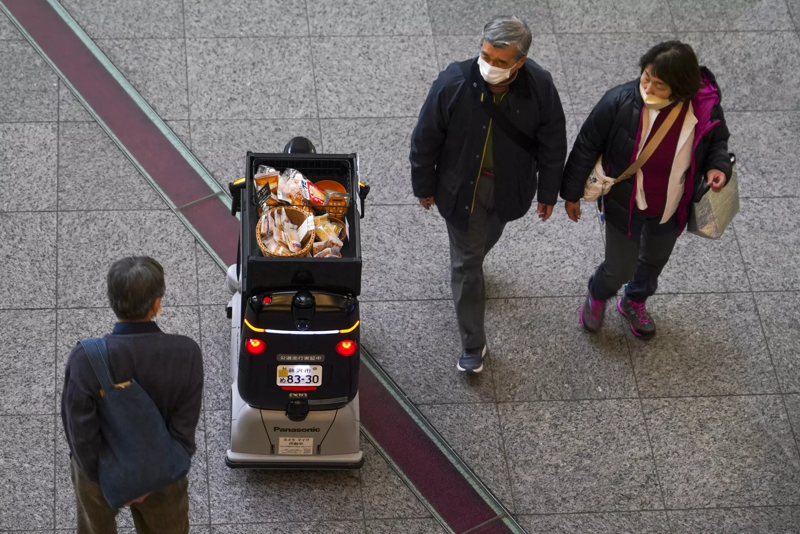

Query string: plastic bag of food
[312,240,330,255]
[277,169,309,207]
[285,228,302,253]
[266,237,288,256]
[314,245,341,258]
[259,212,270,236]
[255,166,280,192]
[314,214,329,227]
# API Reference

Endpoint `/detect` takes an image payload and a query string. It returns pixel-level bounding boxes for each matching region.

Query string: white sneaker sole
[457,346,487,373]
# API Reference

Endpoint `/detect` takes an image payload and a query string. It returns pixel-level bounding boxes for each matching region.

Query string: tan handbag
[583,102,684,202]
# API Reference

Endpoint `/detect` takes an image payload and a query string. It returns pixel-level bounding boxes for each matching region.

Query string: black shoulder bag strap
[461,61,539,155]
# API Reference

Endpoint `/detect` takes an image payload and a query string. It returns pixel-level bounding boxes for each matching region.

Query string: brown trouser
[71,459,189,534]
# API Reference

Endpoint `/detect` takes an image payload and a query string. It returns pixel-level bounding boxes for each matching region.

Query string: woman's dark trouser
[589,219,679,303]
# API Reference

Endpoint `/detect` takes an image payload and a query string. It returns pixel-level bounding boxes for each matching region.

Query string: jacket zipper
[471,93,502,213]
[472,120,491,213]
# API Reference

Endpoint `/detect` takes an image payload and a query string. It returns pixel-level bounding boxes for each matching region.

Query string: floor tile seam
[545,2,578,117]
[492,401,521,514]
[180,0,193,153]
[53,77,61,531]
[617,312,672,516]
[191,229,213,528]
[492,392,792,405]
[204,516,428,527]
[303,0,324,151]
[0,413,60,417]
[515,503,800,517]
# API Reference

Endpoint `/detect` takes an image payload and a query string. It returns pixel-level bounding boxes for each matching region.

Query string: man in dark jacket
[62,257,203,534]
[410,15,567,373]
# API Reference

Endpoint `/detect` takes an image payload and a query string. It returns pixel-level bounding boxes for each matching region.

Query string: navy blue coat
[410,58,567,231]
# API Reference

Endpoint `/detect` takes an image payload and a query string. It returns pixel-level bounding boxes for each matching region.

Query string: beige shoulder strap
[614,101,684,183]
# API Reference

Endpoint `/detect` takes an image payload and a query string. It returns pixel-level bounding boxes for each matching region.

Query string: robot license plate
[276,365,322,386]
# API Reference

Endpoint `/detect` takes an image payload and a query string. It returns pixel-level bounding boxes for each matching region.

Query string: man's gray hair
[482,16,532,61]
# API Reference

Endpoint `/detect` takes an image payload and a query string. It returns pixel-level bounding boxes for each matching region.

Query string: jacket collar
[112,321,161,335]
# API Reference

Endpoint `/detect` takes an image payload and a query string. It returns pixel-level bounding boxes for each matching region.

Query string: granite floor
[2,0,800,533]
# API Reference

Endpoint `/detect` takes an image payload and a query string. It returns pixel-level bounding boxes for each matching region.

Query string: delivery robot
[224,138,368,469]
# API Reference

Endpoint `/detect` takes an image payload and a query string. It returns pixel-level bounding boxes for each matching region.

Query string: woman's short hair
[639,41,701,102]
[107,257,166,320]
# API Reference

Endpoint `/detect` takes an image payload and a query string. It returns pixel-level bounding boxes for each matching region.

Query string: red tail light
[244,338,266,355]
[335,340,357,357]
[262,296,271,305]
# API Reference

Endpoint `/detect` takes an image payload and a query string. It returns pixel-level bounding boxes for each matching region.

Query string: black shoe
[457,346,487,373]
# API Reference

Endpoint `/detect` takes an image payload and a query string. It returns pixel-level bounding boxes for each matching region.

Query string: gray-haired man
[410,16,567,373]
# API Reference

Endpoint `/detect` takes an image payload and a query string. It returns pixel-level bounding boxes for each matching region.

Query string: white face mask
[639,83,672,110]
[478,56,519,85]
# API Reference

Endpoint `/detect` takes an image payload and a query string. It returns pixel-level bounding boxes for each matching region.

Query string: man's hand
[565,201,581,223]
[124,492,151,507]
[418,197,435,210]
[706,169,726,193]
[537,203,554,221]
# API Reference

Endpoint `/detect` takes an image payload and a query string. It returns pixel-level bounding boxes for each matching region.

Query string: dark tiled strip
[0,1,524,532]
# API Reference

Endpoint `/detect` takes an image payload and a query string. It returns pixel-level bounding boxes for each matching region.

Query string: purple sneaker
[580,292,606,333]
[618,294,656,339]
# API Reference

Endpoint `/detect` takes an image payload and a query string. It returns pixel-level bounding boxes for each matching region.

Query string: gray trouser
[446,176,506,350]
[589,219,679,303]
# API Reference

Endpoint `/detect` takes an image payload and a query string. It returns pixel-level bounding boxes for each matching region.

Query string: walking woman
[560,41,732,339]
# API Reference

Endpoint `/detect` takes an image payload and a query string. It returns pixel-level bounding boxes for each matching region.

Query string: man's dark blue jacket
[410,57,567,231]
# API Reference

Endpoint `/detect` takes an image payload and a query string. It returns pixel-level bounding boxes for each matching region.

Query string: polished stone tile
[0,123,57,212]
[485,297,637,401]
[184,0,307,37]
[212,523,364,534]
[669,506,800,534]
[0,10,19,39]
[360,437,431,520]
[360,205,451,301]
[643,396,800,509]
[499,400,661,514]
[0,310,55,415]
[784,394,800,448]
[205,410,364,524]
[57,211,199,307]
[656,230,749,294]
[558,33,675,114]
[427,0,552,35]
[312,36,438,118]
[95,39,188,120]
[551,0,674,33]
[519,511,671,534]
[418,403,514,509]
[361,300,497,404]
[199,306,232,412]
[59,81,93,122]
[0,212,56,309]
[756,293,800,393]
[681,32,800,111]
[320,118,416,205]
[734,198,800,291]
[669,0,793,31]
[483,207,604,298]
[726,111,800,198]
[434,34,571,112]
[366,519,446,533]
[0,416,55,530]
[187,39,316,120]
[628,293,777,397]
[196,242,230,306]
[60,0,183,38]
[0,41,58,122]
[190,119,322,188]
[308,0,432,36]
[58,122,165,210]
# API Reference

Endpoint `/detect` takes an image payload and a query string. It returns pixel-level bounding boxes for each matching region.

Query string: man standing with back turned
[410,16,567,373]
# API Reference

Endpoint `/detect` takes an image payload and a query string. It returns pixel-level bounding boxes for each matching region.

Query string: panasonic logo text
[274,427,320,433]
